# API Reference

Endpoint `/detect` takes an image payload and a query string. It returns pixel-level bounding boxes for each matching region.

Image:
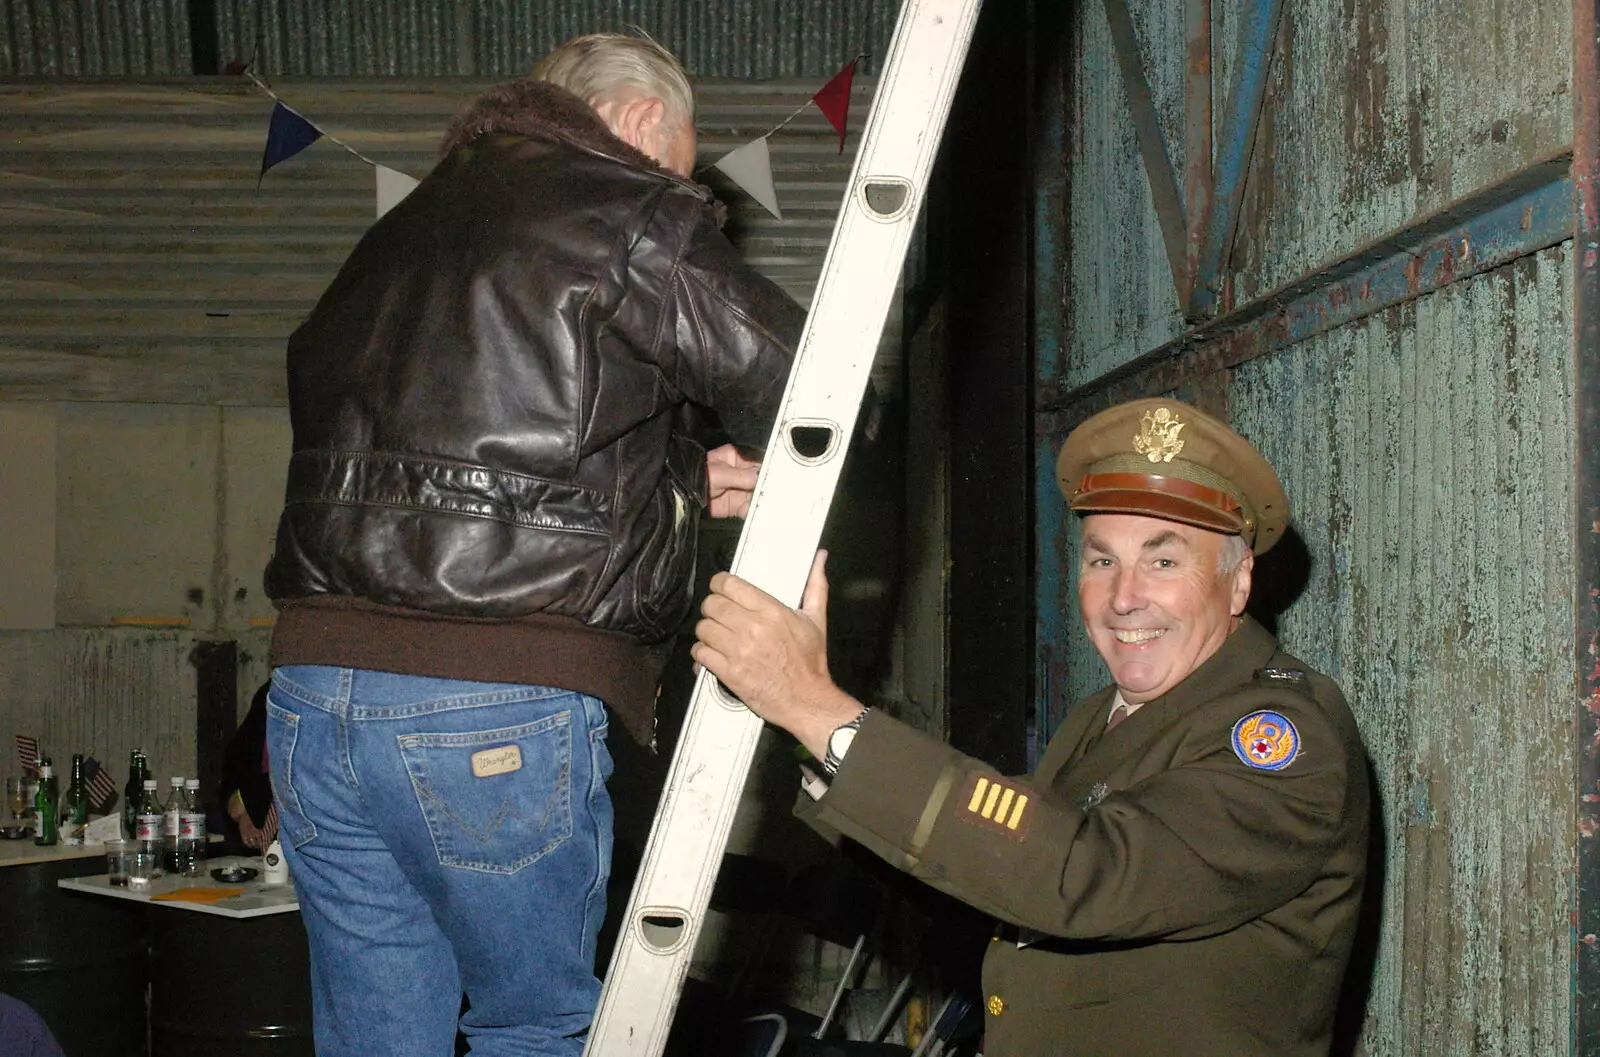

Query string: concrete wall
[0,403,285,782]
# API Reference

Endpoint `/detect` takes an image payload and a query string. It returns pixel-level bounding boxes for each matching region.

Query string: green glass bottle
[62,754,89,846]
[33,758,58,846]
[121,749,144,840]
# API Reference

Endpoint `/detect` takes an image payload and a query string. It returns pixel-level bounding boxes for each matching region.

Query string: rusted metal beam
[1042,152,1574,427]
[1573,0,1600,1041]
[1183,0,1212,302]
[1032,0,1072,749]
[1102,0,1188,299]
[1187,0,1283,320]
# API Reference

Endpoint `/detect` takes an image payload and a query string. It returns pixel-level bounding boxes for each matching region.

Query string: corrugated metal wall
[1224,0,1570,296]
[1054,0,1577,1050]
[0,76,878,405]
[1,0,898,78]
[1231,249,1575,1055]
[0,0,191,76]
[1066,0,1186,382]
[1066,0,1571,389]
[0,627,274,788]
[216,0,896,78]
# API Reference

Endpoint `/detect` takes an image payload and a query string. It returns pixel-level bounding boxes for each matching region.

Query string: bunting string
[246,70,381,169]
[700,53,862,220]
[244,52,862,222]
[694,51,863,174]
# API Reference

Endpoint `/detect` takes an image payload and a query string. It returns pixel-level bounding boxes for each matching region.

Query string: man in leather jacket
[260,34,803,1057]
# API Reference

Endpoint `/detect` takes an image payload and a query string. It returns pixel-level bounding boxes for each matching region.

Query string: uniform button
[987,995,1006,1016]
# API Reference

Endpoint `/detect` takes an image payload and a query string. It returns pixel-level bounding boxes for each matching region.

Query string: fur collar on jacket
[440,79,691,185]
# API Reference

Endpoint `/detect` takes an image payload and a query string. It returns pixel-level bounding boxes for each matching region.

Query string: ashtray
[0,823,31,840]
[211,865,259,883]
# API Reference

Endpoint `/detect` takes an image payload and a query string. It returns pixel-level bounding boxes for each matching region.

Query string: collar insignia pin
[1079,781,1109,810]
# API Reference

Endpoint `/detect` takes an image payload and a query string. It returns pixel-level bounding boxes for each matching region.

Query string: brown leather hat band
[1069,488,1245,535]
[1075,472,1243,515]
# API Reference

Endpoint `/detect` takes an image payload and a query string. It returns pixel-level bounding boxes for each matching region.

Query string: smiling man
[692,398,1371,1056]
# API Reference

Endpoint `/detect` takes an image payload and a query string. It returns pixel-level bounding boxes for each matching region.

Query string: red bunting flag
[811,57,859,154]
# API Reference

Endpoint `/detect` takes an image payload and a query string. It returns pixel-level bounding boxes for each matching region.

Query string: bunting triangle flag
[259,101,322,185]
[376,165,421,218]
[713,136,783,220]
[811,57,859,153]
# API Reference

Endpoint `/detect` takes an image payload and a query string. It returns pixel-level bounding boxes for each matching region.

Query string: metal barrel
[0,854,148,1057]
[147,907,314,1056]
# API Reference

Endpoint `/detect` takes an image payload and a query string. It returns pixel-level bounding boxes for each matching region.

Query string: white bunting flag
[712,136,783,221]
[375,165,421,218]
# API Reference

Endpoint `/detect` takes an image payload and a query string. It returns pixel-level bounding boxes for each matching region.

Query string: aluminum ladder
[583,2,984,1051]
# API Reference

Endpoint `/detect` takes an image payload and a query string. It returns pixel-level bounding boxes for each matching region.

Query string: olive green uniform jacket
[808,618,1369,1056]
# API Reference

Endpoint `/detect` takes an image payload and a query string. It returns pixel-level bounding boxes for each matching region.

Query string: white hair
[532,33,695,132]
[1217,533,1250,579]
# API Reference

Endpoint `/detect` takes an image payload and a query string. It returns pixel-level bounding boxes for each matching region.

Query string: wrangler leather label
[471,744,523,778]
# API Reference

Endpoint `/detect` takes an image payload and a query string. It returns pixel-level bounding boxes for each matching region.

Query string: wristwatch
[822,708,871,777]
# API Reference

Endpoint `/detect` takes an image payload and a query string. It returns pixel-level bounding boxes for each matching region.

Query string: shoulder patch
[1231,710,1301,771]
[955,772,1032,840]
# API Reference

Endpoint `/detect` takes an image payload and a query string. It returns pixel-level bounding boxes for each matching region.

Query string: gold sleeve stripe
[955,770,1034,840]
[981,782,1003,819]
[968,777,990,813]
[1008,794,1029,830]
[995,787,1015,824]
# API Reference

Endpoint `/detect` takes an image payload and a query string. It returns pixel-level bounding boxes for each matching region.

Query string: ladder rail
[584,3,985,1052]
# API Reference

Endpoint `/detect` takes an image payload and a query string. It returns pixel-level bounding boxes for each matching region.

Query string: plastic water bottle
[162,775,183,872]
[135,778,164,876]
[178,778,206,877]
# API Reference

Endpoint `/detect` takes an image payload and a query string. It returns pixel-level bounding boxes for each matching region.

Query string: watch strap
[822,708,871,777]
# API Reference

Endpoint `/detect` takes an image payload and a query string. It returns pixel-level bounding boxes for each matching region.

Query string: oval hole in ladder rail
[862,178,911,220]
[786,422,837,463]
[712,677,746,711]
[638,912,689,954]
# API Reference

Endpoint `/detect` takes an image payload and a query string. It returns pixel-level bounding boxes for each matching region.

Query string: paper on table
[84,813,121,843]
[151,887,244,904]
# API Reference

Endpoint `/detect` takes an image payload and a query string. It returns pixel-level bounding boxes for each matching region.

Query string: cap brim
[1069,487,1246,536]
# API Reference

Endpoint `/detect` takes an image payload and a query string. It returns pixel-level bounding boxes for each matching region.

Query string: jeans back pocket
[398,712,574,874]
[265,698,319,850]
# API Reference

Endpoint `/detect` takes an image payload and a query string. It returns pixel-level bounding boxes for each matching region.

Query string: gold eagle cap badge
[1133,407,1186,463]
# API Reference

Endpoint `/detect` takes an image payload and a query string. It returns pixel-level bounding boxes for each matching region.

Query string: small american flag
[14,734,39,777]
[82,756,118,814]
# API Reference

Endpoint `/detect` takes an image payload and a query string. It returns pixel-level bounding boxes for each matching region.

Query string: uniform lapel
[1044,618,1280,804]
[1035,685,1116,787]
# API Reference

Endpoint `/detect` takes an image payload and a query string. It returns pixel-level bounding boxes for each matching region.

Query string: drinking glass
[127,848,161,889]
[105,839,133,886]
[5,777,25,821]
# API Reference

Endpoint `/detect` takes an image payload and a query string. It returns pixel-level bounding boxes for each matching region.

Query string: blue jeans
[266,666,615,1056]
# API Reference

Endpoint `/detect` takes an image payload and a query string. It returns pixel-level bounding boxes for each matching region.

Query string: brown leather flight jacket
[265,82,803,642]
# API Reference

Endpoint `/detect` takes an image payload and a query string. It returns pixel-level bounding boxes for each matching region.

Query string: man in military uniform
[691,398,1370,1056]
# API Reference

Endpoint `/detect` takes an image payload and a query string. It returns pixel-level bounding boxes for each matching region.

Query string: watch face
[829,725,858,758]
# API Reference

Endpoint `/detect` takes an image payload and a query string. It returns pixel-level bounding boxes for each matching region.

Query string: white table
[0,837,105,868]
[58,853,300,918]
